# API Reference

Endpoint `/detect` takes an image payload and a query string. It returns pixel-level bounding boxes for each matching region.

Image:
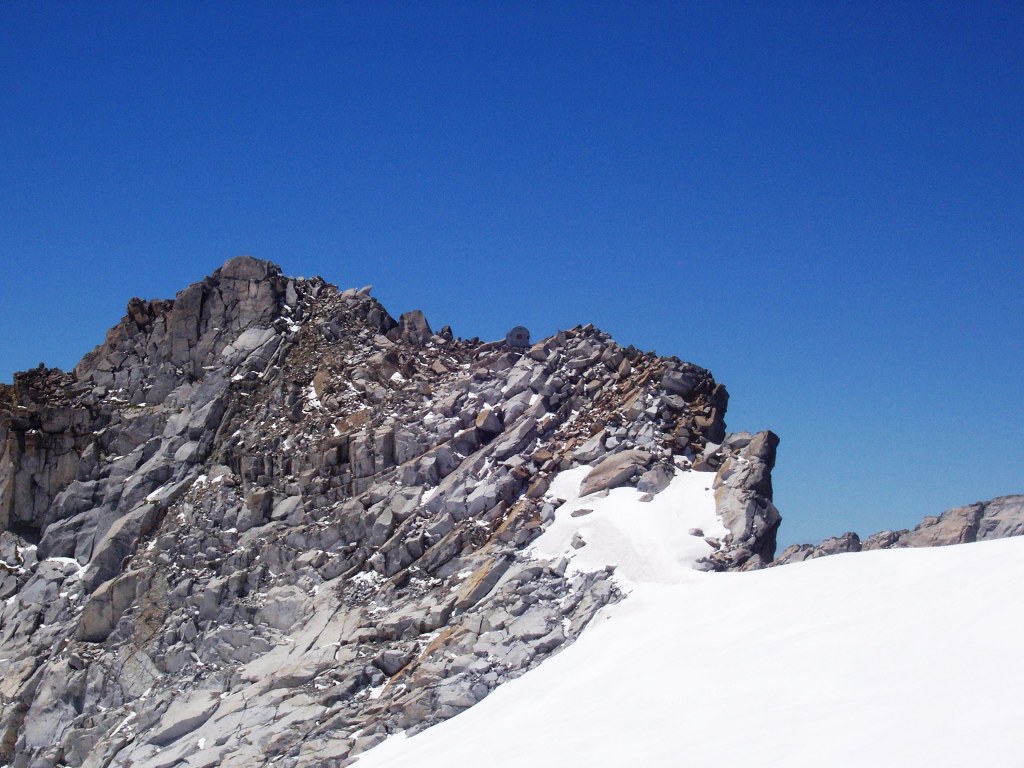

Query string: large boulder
[699,431,782,571]
[579,450,651,497]
[398,310,432,345]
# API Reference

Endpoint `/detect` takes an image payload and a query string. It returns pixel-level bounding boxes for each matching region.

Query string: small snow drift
[532,463,727,584]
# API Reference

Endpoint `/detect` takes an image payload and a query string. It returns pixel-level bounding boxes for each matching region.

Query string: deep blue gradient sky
[2,2,1021,547]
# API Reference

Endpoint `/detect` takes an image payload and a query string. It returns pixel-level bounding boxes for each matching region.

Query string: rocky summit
[0,257,781,767]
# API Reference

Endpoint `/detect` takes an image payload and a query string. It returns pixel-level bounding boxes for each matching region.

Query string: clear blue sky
[1,1,1021,547]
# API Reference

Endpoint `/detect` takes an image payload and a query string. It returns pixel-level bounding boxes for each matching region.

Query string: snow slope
[530,464,728,584]
[357,470,1024,767]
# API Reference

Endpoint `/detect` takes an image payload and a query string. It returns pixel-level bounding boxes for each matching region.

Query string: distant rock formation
[0,257,779,767]
[773,494,1024,566]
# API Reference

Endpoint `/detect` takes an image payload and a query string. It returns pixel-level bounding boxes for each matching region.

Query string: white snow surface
[531,465,726,584]
[357,532,1024,767]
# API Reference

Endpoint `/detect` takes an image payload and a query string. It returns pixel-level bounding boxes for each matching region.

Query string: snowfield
[530,464,728,584]
[357,468,1024,768]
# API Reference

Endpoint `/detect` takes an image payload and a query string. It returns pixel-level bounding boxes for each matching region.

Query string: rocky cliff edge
[0,257,780,767]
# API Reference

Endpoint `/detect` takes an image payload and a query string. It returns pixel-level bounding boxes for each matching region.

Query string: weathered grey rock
[488,416,538,460]
[475,407,503,434]
[76,570,145,641]
[221,254,273,281]
[579,450,651,497]
[889,495,1024,548]
[374,648,414,676]
[0,259,779,767]
[398,310,432,345]
[660,367,701,397]
[148,691,221,746]
[573,431,606,463]
[507,613,550,641]
[637,464,673,495]
[256,585,312,632]
[774,494,1024,567]
[694,431,782,571]
[83,503,162,590]
[271,495,303,522]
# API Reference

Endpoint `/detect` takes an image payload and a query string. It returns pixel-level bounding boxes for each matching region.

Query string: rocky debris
[773,494,1024,566]
[0,257,777,767]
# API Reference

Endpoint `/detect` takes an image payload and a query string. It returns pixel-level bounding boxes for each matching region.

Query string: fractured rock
[579,450,651,497]
[0,259,787,767]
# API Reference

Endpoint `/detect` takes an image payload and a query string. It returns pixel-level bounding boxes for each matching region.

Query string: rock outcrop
[0,257,780,767]
[696,430,782,571]
[773,494,1024,566]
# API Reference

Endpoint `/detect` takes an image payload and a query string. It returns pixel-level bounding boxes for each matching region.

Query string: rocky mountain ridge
[0,257,780,767]
[773,494,1024,565]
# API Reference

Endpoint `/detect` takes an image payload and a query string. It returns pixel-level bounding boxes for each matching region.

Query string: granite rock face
[694,430,782,571]
[0,258,779,767]
[773,494,1024,566]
